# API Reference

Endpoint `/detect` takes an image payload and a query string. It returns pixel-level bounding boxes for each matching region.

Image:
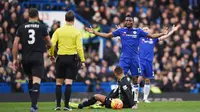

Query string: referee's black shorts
[55,55,79,80]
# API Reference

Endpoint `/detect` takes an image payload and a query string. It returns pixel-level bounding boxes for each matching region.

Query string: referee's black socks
[31,83,40,109]
[56,85,62,107]
[64,84,72,108]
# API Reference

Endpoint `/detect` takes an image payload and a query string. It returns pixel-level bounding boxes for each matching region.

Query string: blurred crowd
[0,0,200,93]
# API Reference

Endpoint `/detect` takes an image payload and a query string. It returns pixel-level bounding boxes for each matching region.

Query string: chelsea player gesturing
[85,14,168,103]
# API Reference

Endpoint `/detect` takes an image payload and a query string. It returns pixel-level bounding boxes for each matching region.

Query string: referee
[49,10,85,111]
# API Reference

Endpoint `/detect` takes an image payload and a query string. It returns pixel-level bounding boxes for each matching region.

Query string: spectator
[160,76,173,92]
[103,40,118,66]
[7,27,15,48]
[95,83,104,93]
[13,71,26,92]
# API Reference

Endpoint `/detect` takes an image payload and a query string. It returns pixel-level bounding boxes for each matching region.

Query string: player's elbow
[147,34,154,38]
[76,47,83,52]
[107,33,113,38]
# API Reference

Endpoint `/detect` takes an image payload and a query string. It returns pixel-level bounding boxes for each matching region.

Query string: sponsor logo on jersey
[142,38,154,44]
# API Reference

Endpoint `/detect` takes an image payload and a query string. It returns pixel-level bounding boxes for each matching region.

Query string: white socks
[132,84,139,101]
[143,84,150,100]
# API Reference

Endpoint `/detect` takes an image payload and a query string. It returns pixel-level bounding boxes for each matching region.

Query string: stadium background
[0,0,199,98]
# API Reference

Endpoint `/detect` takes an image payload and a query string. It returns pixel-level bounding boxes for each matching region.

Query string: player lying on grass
[77,66,137,109]
[138,25,180,103]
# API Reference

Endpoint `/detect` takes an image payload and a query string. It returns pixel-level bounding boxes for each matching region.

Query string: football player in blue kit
[85,14,169,103]
[138,25,180,103]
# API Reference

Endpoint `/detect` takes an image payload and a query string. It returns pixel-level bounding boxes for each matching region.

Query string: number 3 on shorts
[28,29,35,44]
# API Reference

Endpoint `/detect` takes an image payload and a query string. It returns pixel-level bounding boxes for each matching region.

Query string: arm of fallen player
[122,85,136,108]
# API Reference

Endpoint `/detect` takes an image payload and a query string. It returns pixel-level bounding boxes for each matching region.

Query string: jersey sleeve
[16,26,22,37]
[112,28,121,37]
[138,28,148,38]
[48,29,59,56]
[76,32,85,62]
[121,82,136,107]
[107,87,119,98]
[43,25,49,37]
[153,38,159,44]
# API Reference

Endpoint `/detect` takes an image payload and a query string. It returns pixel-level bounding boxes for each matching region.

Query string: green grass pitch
[0,101,199,112]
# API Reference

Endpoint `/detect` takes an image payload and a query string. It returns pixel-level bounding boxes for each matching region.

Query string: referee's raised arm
[49,10,85,111]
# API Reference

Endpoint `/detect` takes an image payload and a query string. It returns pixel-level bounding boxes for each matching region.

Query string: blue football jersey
[139,37,159,61]
[112,28,148,59]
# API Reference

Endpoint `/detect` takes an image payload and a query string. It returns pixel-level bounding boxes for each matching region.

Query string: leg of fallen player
[143,78,151,103]
[78,94,106,109]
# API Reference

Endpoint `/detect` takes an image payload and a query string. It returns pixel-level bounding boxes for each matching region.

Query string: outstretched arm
[147,33,165,38]
[147,28,168,38]
[158,25,180,41]
[85,27,113,38]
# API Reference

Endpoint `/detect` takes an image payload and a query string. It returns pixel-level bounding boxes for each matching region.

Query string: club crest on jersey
[122,32,126,36]
[133,31,137,34]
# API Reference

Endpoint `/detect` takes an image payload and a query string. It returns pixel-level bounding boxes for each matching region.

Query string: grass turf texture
[0,101,199,112]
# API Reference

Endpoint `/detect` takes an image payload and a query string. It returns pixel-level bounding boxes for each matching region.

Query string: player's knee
[94,94,100,100]
[65,79,73,85]
[32,76,41,84]
[137,76,143,83]
[132,76,138,84]
[145,78,150,84]
[56,78,64,85]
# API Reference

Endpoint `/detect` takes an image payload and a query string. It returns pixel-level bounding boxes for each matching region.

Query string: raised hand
[115,25,121,29]
[85,27,95,34]
[163,27,169,35]
[172,24,180,31]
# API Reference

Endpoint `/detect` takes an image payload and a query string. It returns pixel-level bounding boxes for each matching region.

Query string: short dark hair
[125,14,133,19]
[29,8,38,18]
[114,66,124,75]
[65,10,75,22]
